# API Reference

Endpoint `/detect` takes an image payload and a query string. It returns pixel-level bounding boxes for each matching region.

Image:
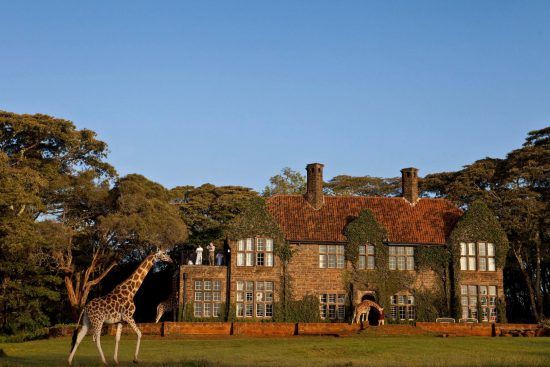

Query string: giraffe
[155,273,178,323]
[352,299,384,326]
[155,297,175,323]
[68,250,173,366]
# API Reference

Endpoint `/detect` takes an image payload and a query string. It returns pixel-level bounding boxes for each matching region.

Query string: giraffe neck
[116,254,155,299]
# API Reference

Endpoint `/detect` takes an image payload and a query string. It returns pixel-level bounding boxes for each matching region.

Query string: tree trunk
[535,234,543,320]
[513,245,540,322]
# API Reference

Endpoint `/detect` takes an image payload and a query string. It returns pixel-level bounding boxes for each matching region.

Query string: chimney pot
[305,163,324,209]
[401,167,419,204]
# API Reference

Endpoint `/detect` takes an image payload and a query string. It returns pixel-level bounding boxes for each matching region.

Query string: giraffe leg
[94,325,108,366]
[365,307,371,326]
[113,323,122,365]
[68,313,89,366]
[124,316,142,363]
[155,304,164,323]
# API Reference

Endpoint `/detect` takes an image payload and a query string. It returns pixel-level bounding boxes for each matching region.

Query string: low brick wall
[298,322,361,335]
[416,322,494,336]
[233,322,296,336]
[164,322,232,336]
[99,322,542,338]
[108,322,162,336]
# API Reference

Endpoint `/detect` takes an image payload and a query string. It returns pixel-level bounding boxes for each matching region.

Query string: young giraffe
[68,250,173,366]
[352,299,385,326]
[155,296,175,323]
[155,275,178,323]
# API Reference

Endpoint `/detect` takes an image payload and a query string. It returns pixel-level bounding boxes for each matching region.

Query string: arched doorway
[361,293,375,302]
[367,306,381,326]
[358,293,382,326]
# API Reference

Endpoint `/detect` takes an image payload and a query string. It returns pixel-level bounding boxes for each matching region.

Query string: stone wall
[179,265,228,318]
[105,322,541,337]
[287,243,348,301]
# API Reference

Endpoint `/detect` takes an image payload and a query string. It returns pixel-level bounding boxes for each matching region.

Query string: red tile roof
[266,195,462,245]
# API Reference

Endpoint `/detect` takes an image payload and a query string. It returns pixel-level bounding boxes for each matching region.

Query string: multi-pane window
[236,238,274,267]
[390,294,415,321]
[193,279,222,318]
[235,281,273,318]
[460,242,496,271]
[319,245,345,269]
[358,245,375,270]
[388,246,414,270]
[461,285,497,322]
[319,293,346,320]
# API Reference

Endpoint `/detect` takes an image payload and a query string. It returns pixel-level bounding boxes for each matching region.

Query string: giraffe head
[153,249,173,263]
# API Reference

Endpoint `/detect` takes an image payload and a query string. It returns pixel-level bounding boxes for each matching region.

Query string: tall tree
[262,167,306,197]
[171,184,259,244]
[422,127,549,322]
[0,111,115,330]
[48,174,188,313]
[326,175,401,197]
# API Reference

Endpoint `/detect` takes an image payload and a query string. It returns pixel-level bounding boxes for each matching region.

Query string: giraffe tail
[71,309,85,351]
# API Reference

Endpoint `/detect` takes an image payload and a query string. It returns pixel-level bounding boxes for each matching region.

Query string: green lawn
[1,334,549,367]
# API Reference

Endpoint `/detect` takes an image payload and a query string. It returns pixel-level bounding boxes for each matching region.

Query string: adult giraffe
[352,299,384,326]
[68,250,173,366]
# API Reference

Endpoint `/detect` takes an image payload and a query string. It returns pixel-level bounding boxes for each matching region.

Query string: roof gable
[266,195,462,245]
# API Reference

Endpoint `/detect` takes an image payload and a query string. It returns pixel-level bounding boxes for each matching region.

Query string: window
[236,280,273,318]
[358,244,375,270]
[193,279,222,318]
[236,238,274,267]
[319,293,346,320]
[389,246,414,270]
[461,284,497,322]
[460,242,496,271]
[319,245,345,269]
[389,294,415,321]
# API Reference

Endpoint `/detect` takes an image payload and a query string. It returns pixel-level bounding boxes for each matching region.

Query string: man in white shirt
[195,245,203,265]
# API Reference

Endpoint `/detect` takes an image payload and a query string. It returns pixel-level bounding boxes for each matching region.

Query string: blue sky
[1,1,549,191]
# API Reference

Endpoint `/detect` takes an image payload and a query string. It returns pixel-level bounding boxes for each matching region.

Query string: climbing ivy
[343,209,387,267]
[415,245,453,317]
[344,210,416,316]
[449,200,509,268]
[223,197,292,262]
[448,200,509,318]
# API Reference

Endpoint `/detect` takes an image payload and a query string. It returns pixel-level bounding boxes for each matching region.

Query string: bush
[0,328,49,343]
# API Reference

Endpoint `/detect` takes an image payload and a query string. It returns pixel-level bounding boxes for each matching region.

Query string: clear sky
[1,1,549,191]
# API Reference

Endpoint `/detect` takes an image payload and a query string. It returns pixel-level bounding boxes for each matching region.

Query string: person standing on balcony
[207,242,216,265]
[216,251,224,266]
[195,245,203,265]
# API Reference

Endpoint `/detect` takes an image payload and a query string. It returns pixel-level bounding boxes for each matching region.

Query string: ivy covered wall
[448,200,509,321]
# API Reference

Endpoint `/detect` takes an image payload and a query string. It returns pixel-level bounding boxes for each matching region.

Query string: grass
[0,334,549,367]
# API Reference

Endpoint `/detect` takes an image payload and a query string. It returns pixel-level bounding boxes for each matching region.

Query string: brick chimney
[305,163,324,209]
[401,167,419,204]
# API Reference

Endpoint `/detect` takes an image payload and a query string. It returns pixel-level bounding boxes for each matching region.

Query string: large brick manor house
[177,164,504,324]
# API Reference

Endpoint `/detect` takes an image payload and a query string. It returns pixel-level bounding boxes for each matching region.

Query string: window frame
[459,242,496,272]
[389,294,415,321]
[461,284,498,322]
[388,246,414,270]
[319,244,345,269]
[236,238,274,267]
[236,280,274,318]
[193,279,223,318]
[358,244,375,270]
[319,292,346,320]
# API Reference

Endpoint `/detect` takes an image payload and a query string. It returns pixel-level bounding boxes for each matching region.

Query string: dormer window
[460,242,495,271]
[236,238,274,267]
